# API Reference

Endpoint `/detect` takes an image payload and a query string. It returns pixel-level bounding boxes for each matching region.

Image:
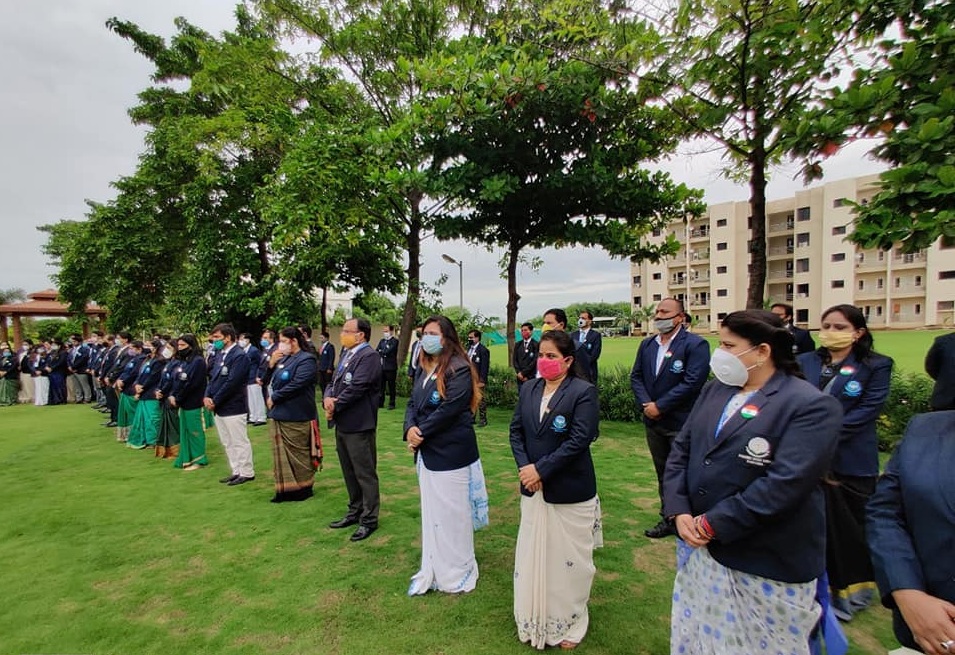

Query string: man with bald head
[630,298,710,539]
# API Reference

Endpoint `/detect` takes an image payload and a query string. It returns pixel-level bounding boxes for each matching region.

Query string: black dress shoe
[220,474,239,484]
[644,519,676,539]
[328,516,359,529]
[350,525,376,541]
[227,476,255,486]
[105,421,117,428]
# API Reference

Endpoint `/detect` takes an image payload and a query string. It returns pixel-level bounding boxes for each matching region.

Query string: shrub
[877,370,934,451]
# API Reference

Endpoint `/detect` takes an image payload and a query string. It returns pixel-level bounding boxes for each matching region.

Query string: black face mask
[177,347,192,359]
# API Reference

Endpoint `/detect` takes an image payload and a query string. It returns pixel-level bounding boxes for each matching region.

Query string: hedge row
[396,365,933,451]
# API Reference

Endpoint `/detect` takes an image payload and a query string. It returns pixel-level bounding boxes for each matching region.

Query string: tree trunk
[397,204,422,369]
[320,286,328,333]
[746,144,768,309]
[505,240,521,365]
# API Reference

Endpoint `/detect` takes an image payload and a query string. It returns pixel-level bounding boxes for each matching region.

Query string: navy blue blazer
[798,350,893,477]
[509,376,599,504]
[376,336,399,373]
[925,333,955,410]
[119,354,147,396]
[204,344,250,417]
[570,329,602,382]
[512,338,538,380]
[405,357,480,471]
[663,372,843,583]
[324,343,381,432]
[317,341,335,373]
[134,357,166,397]
[243,345,261,384]
[69,344,90,372]
[867,411,955,650]
[468,343,490,383]
[157,358,177,401]
[630,328,711,431]
[169,356,208,410]
[268,350,318,422]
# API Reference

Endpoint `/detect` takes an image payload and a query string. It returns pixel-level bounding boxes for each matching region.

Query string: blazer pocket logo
[344,372,353,384]
[739,436,773,467]
[843,380,863,397]
[429,390,441,405]
[220,365,229,376]
[552,415,567,433]
[280,370,290,380]
[670,359,684,374]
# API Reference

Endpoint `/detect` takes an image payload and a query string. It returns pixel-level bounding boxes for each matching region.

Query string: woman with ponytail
[663,309,843,654]
[798,304,893,620]
[404,315,488,596]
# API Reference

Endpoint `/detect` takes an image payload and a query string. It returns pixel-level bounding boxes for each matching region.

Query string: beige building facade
[631,174,955,332]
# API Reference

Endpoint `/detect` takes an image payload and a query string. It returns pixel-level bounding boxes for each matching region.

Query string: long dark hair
[721,309,801,377]
[818,304,876,363]
[279,326,309,353]
[539,330,585,379]
[176,334,201,361]
[420,315,481,414]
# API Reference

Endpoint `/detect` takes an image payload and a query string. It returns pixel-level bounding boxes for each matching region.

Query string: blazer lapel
[826,352,858,397]
[536,378,570,437]
[416,369,438,412]
[706,373,785,453]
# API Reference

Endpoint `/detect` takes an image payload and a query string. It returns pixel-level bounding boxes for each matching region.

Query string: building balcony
[892,253,927,269]
[855,258,888,270]
[689,250,710,262]
[690,276,711,287]
[767,270,794,282]
[668,257,687,267]
[768,221,795,234]
[891,286,926,299]
[856,289,887,301]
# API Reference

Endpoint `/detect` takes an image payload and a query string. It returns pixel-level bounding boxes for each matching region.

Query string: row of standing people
[0,335,102,406]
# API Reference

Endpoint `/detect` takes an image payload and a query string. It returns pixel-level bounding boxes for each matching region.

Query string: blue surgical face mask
[260,339,269,348]
[421,334,443,355]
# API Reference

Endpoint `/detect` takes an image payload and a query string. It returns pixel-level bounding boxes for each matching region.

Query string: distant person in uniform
[771,302,814,355]
[376,325,399,410]
[467,329,490,427]
[570,310,602,383]
[630,298,710,539]
[512,322,538,387]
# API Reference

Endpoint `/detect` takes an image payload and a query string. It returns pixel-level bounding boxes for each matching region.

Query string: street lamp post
[441,254,464,309]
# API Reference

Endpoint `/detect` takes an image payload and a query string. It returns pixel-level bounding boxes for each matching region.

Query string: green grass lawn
[0,402,897,654]
[490,329,946,375]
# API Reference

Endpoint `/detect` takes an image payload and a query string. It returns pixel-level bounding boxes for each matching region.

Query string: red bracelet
[698,514,715,539]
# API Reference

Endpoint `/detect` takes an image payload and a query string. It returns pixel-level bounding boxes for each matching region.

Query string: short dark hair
[468,329,482,339]
[321,330,330,339]
[661,297,686,316]
[211,323,237,341]
[261,329,277,341]
[544,308,568,329]
[298,324,313,339]
[579,310,593,320]
[117,331,132,342]
[520,322,534,331]
[93,330,104,337]
[239,332,253,341]
[355,318,372,343]
[771,303,794,319]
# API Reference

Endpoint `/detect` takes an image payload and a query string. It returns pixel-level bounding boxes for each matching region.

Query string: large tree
[799,0,955,252]
[639,0,864,308]
[421,26,698,356]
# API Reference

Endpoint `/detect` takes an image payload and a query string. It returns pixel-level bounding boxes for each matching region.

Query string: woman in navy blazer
[797,304,893,620]
[867,411,955,654]
[404,315,487,595]
[266,327,319,503]
[510,329,601,651]
[664,310,843,655]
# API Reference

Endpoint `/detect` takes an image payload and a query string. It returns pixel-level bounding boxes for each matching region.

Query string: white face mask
[237,339,249,348]
[162,347,175,359]
[382,332,391,339]
[709,346,759,387]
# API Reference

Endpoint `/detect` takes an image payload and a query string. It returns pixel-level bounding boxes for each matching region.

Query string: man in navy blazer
[316,331,336,393]
[570,310,603,384]
[630,298,710,538]
[376,325,399,410]
[204,323,254,486]
[771,303,815,355]
[467,329,490,427]
[324,318,383,541]
[867,411,955,652]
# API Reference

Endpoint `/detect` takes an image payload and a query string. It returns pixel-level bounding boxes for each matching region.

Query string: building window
[716,242,728,251]
[797,283,809,296]
[797,207,811,221]
[895,277,901,288]
[796,232,810,247]
[652,228,662,237]
[747,216,753,229]
[877,278,884,289]
[795,258,809,273]
[796,309,809,323]
[652,294,662,302]
[858,280,864,291]
[652,272,662,280]
[940,271,955,280]
[831,253,846,262]
[632,275,641,285]
[716,218,727,227]
[833,197,848,208]
[938,301,955,311]
[915,303,922,315]
[633,296,641,306]
[878,250,885,261]
[717,312,728,321]
[831,280,845,289]
[876,305,883,316]
[832,225,847,236]
[942,236,955,249]
[915,275,922,286]
[716,265,727,274]
[717,289,728,297]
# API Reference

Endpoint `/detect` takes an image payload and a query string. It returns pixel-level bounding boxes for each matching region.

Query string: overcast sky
[0,1,887,321]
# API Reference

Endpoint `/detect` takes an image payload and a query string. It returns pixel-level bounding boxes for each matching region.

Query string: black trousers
[379,369,397,408]
[645,421,681,517]
[105,383,119,421]
[335,428,380,527]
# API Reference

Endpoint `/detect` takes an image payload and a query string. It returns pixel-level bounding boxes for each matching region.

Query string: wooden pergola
[0,289,107,347]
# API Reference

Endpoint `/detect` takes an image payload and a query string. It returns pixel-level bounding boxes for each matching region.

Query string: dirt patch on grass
[632,542,676,576]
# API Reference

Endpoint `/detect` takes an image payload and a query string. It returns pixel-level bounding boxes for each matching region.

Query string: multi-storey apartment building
[631,174,955,331]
